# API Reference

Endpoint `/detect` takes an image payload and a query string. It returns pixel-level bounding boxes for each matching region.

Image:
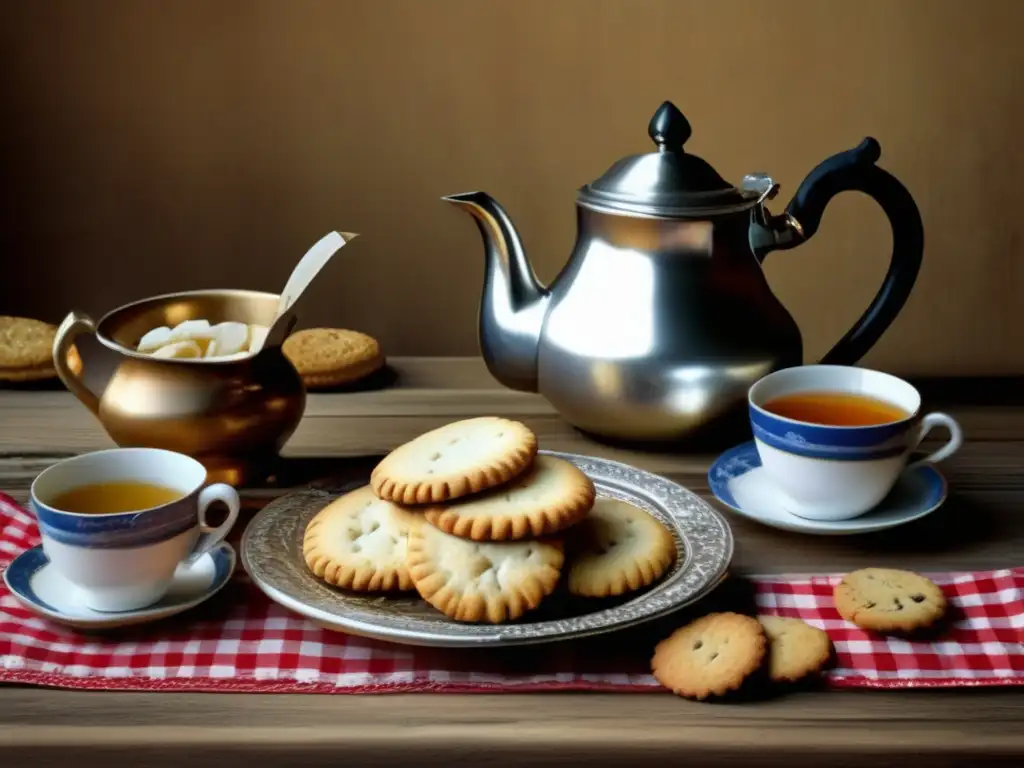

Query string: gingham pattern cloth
[0,492,1021,692]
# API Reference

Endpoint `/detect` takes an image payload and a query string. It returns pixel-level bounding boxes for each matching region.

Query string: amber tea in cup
[49,481,184,515]
[761,391,909,427]
[748,365,963,521]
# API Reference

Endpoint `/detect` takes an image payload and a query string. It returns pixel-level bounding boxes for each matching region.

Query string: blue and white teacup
[748,365,962,521]
[30,448,240,612]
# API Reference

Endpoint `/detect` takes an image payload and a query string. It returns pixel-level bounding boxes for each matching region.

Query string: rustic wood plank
[0,689,1022,767]
[0,358,1022,765]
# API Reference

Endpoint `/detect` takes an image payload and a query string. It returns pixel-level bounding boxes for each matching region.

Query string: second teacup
[30,447,240,612]
[747,365,962,521]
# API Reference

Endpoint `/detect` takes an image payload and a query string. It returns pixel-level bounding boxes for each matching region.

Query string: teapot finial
[648,101,691,152]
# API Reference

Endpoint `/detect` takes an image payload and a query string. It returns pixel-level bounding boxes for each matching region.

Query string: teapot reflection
[444,101,923,442]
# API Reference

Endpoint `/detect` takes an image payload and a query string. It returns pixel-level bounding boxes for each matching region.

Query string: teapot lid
[578,101,769,218]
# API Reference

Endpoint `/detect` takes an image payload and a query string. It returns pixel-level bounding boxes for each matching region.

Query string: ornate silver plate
[241,450,733,647]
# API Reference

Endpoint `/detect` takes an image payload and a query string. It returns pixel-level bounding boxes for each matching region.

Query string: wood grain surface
[0,358,1022,766]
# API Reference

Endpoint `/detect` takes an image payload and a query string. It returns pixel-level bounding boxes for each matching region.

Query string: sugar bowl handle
[53,310,101,415]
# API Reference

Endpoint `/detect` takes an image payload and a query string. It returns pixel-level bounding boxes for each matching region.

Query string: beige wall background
[2,0,1021,374]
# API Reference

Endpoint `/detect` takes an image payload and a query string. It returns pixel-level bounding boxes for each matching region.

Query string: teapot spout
[442,191,549,393]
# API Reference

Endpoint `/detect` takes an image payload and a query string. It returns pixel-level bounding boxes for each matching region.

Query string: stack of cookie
[303,416,678,624]
[652,612,833,700]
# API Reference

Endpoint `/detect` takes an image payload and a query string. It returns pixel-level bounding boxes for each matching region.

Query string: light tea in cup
[31,448,240,612]
[49,481,183,515]
[748,365,962,521]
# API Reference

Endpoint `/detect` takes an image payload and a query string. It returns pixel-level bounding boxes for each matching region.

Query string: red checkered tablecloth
[0,492,1021,692]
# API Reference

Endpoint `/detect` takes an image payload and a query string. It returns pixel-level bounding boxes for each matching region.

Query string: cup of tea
[747,365,962,521]
[29,447,241,612]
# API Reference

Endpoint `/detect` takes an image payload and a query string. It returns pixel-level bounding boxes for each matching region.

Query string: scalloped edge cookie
[371,417,538,505]
[757,615,833,683]
[565,497,676,598]
[652,612,767,700]
[423,455,595,541]
[303,485,419,592]
[406,522,563,623]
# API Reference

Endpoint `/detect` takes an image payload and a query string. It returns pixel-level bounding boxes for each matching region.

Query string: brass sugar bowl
[52,289,306,485]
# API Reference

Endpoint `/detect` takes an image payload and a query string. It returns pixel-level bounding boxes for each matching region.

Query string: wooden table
[1,358,1022,767]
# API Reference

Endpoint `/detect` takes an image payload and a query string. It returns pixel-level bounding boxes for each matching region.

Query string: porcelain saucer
[3,542,235,630]
[708,441,948,535]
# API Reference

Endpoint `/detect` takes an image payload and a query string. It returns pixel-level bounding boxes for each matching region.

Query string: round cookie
[407,522,563,623]
[371,417,538,505]
[282,328,384,389]
[303,485,419,592]
[0,316,60,382]
[0,363,57,383]
[834,568,947,633]
[652,612,767,700]
[757,615,833,683]
[565,497,676,598]
[423,455,595,541]
[0,316,55,370]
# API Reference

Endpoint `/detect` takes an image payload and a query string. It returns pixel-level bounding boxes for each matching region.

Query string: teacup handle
[185,483,241,566]
[906,412,963,470]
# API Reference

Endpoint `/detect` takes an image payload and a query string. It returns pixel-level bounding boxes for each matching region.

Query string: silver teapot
[443,102,923,442]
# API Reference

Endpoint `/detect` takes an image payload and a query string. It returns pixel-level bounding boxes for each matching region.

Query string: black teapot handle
[757,138,924,366]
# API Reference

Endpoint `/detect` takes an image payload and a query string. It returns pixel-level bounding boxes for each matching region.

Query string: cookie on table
[757,615,833,683]
[407,522,563,623]
[652,612,767,700]
[565,497,676,598]
[0,316,58,382]
[833,567,947,633]
[0,316,54,369]
[423,455,595,541]
[282,328,385,389]
[0,364,57,383]
[371,417,538,505]
[303,485,419,592]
